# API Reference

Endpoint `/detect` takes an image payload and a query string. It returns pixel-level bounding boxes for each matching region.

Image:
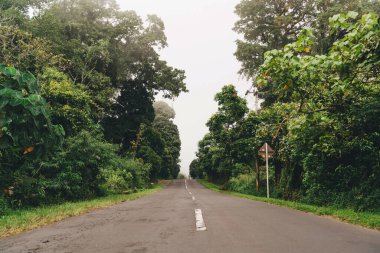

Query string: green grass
[0,186,162,238]
[198,179,380,231]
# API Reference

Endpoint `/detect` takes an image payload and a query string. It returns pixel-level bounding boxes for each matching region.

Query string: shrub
[226,173,277,197]
[0,196,10,216]
[100,158,150,193]
[124,159,150,189]
[227,174,257,195]
[101,168,133,194]
[3,130,151,207]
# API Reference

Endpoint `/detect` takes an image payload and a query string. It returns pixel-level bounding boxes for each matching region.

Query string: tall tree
[29,0,187,118]
[234,0,380,107]
[153,101,181,179]
[22,0,187,148]
[255,12,380,209]
[0,0,187,208]
[234,0,315,78]
[205,85,249,180]
[189,159,205,179]
[136,125,165,181]
[0,0,50,27]
[0,65,64,203]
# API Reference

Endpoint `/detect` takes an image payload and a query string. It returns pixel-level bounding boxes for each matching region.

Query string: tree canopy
[193,10,380,211]
[0,0,186,209]
[234,0,380,106]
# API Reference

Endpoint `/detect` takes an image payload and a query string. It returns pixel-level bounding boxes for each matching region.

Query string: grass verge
[0,186,162,238]
[198,179,380,231]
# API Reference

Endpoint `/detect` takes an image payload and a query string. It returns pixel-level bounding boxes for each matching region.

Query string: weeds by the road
[0,186,162,238]
[198,179,380,231]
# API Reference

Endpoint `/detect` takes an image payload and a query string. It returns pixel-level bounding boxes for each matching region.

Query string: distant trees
[189,159,201,179]
[0,0,186,208]
[205,85,249,181]
[193,11,380,211]
[132,101,181,181]
[152,101,181,179]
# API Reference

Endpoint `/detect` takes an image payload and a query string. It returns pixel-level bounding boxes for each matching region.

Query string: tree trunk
[274,159,282,185]
[255,156,260,192]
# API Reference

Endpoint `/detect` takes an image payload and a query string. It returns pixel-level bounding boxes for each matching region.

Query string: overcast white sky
[117,0,254,176]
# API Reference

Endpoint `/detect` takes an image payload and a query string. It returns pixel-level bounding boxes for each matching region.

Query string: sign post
[259,143,274,198]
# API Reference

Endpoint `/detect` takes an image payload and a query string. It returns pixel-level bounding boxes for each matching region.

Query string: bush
[46,131,150,199]
[226,173,278,197]
[101,168,133,194]
[125,159,150,189]
[302,143,380,211]
[0,196,10,216]
[38,131,113,201]
[2,130,151,207]
[227,174,257,195]
[101,158,150,193]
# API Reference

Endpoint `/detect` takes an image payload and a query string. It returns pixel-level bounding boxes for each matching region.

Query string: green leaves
[255,12,380,210]
[152,101,181,179]
[196,11,380,211]
[0,65,63,154]
[0,64,39,93]
[0,0,186,208]
[0,65,17,77]
[199,85,251,180]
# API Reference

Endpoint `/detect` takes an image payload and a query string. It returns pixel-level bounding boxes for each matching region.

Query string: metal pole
[266,143,269,198]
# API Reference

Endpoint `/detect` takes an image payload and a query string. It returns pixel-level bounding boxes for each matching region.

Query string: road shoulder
[0,185,163,238]
[197,179,380,231]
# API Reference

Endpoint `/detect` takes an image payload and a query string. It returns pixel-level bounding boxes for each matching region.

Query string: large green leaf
[2,66,17,77]
[0,87,17,97]
[20,72,38,93]
[0,98,9,109]
[0,65,63,152]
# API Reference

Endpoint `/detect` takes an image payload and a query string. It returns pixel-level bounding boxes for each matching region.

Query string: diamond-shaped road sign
[258,143,274,158]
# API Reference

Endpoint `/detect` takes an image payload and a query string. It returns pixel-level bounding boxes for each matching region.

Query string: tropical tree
[196,85,249,181]
[0,65,64,156]
[234,0,380,106]
[0,65,64,206]
[153,101,181,179]
[0,0,187,209]
[255,12,380,209]
[189,159,202,179]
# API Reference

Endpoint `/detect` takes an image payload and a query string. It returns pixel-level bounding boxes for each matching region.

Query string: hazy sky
[117,0,254,176]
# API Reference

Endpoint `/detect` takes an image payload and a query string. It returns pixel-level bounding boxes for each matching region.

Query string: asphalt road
[1,179,379,253]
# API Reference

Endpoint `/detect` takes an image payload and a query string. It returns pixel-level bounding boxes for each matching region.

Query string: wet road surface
[1,179,379,253]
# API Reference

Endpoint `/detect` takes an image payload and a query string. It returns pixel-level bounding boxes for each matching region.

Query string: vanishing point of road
[1,180,379,253]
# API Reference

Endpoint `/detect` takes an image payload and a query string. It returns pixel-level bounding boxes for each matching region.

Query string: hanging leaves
[0,64,64,155]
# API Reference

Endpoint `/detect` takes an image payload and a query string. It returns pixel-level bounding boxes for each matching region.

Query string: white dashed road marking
[186,180,203,229]
[195,209,207,231]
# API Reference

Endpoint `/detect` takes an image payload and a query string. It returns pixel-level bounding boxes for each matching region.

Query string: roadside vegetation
[198,180,380,230]
[0,1,185,218]
[191,0,380,214]
[0,186,162,238]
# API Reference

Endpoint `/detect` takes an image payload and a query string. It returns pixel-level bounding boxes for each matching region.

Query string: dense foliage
[0,0,185,210]
[192,10,380,211]
[151,101,181,179]
[234,0,380,106]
